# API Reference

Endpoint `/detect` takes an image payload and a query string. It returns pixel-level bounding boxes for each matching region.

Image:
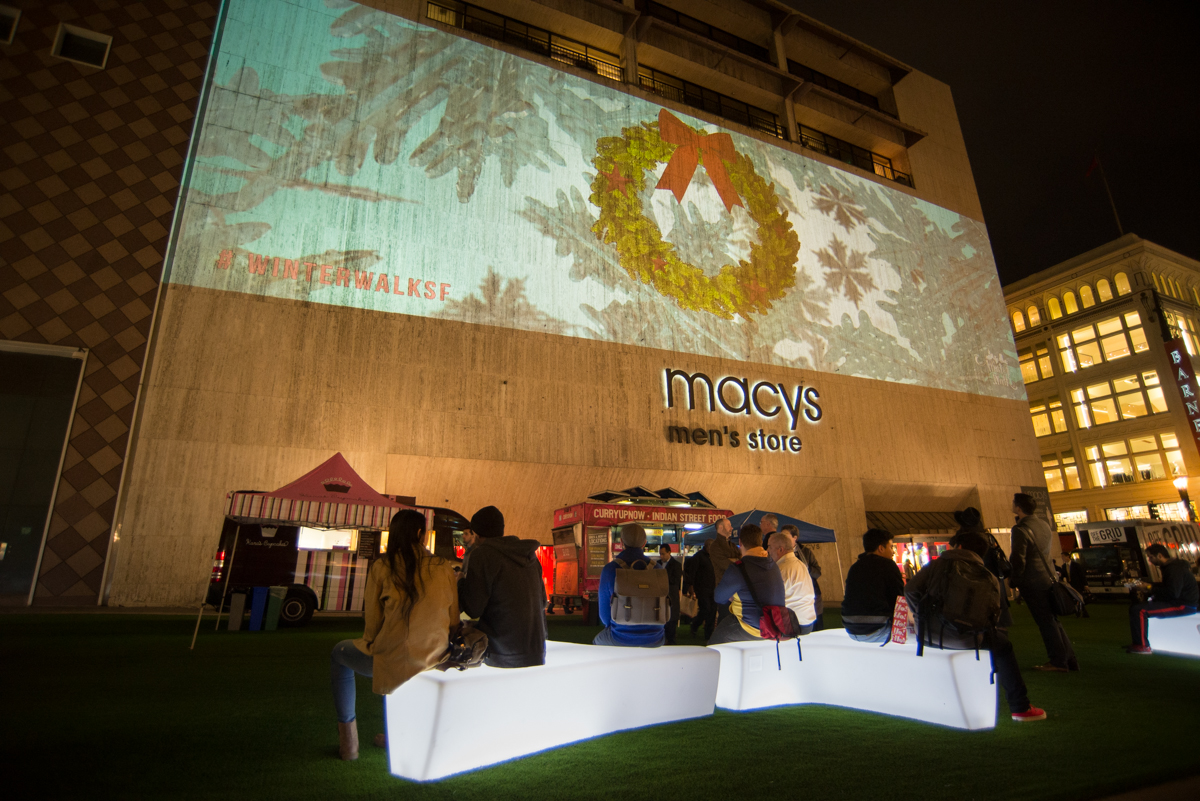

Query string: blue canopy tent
[682,510,835,546]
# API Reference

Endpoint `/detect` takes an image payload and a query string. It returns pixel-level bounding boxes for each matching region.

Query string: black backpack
[983,532,1012,579]
[917,556,1001,683]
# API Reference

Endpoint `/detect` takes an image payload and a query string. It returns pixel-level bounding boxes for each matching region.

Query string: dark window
[53,25,111,68]
[0,6,19,44]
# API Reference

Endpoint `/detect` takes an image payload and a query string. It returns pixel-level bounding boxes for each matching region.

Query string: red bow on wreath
[654,109,744,213]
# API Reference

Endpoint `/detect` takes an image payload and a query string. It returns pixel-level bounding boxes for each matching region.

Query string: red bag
[734,562,801,669]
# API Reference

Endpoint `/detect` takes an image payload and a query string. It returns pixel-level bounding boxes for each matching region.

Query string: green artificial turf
[2,603,1197,800]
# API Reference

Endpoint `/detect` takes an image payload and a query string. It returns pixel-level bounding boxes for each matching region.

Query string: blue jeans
[847,625,891,643]
[331,640,373,723]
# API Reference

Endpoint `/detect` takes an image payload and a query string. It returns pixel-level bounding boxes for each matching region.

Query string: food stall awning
[683,509,835,545]
[225,452,405,529]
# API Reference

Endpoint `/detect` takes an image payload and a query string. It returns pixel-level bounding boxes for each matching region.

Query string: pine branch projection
[440,267,573,334]
[813,185,867,231]
[664,200,738,278]
[820,310,921,382]
[520,186,624,285]
[816,236,876,308]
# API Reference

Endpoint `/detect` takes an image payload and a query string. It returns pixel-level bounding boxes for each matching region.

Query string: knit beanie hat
[471,506,505,538]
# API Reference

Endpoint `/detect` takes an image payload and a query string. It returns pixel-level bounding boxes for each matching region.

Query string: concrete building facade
[2,0,1040,607]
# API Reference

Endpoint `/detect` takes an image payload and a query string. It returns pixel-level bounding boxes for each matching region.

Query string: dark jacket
[658,555,683,595]
[714,553,785,636]
[683,550,715,598]
[704,536,740,588]
[841,552,904,635]
[905,548,1002,650]
[458,535,547,668]
[1152,558,1200,607]
[1009,514,1057,590]
[597,548,664,646]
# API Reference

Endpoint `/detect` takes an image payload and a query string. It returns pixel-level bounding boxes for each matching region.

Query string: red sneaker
[1012,707,1047,722]
[1125,646,1153,655]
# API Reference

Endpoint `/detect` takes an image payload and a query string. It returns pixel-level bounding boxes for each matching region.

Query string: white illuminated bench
[710,629,996,730]
[1148,613,1200,657]
[384,640,720,781]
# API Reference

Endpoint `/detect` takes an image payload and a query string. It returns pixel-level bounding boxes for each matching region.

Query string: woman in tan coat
[330,509,459,760]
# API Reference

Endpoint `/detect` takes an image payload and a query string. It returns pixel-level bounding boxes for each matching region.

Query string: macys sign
[663,369,822,431]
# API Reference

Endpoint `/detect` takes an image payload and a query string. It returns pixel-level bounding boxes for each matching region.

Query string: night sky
[785,0,1200,286]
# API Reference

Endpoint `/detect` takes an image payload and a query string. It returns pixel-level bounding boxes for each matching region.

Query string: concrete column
[622,0,639,86]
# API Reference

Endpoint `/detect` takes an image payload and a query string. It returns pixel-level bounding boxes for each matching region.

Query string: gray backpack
[919,557,1001,651]
[610,559,670,625]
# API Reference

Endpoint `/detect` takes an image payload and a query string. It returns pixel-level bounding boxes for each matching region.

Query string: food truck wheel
[278,585,317,627]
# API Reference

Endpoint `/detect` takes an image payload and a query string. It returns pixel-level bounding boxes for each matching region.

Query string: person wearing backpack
[905,531,1047,723]
[593,524,668,647]
[1009,493,1079,672]
[708,524,787,644]
[951,507,1013,628]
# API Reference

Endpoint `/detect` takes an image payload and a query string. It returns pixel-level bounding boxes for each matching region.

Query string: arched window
[1193,287,1200,307]
[1152,272,1162,293]
[1063,291,1078,314]
[1027,305,1042,326]
[1080,285,1095,308]
[1173,278,1183,299]
[1012,310,1026,332]
[1097,279,1113,302]
[1047,297,1062,319]
[1114,272,1131,295]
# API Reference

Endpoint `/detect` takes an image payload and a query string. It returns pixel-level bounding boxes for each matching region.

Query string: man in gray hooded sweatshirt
[458,506,547,668]
[1009,493,1078,672]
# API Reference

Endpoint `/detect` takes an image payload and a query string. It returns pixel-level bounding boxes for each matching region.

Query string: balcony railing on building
[637,66,784,140]
[643,1,772,64]
[798,125,912,187]
[787,59,891,116]
[427,1,622,81]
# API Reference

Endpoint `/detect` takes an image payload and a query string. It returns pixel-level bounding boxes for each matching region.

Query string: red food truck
[549,487,732,621]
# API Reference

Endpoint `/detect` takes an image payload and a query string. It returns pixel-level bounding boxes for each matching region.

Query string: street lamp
[1173,476,1197,522]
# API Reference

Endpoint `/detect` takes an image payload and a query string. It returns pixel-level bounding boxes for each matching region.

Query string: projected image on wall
[169,0,1021,400]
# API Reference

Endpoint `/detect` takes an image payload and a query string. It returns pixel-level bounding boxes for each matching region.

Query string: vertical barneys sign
[1165,339,1200,450]
[663,368,822,455]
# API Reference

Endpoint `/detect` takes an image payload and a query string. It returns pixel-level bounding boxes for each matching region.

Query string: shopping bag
[890,596,909,644]
[680,592,699,618]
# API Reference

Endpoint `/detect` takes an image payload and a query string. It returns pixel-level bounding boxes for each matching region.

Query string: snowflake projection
[816,236,876,308]
[812,185,868,231]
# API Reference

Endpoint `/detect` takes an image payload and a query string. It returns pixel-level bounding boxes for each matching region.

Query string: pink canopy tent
[224,452,406,529]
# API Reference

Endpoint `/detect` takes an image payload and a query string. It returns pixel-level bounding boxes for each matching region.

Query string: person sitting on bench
[1126,543,1200,655]
[708,524,786,644]
[841,529,904,643]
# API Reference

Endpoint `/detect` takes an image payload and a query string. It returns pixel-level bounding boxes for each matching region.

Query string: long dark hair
[385,509,427,623]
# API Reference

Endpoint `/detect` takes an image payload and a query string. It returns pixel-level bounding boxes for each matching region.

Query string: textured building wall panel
[0,0,215,603]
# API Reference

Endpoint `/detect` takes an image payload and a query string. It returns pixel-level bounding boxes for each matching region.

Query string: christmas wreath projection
[590,110,800,320]
[167,0,1023,401]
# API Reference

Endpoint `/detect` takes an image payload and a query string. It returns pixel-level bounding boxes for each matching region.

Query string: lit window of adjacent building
[1063,291,1078,314]
[1079,285,1096,308]
[1053,510,1088,532]
[1027,305,1042,326]
[1057,311,1149,372]
[1097,278,1113,302]
[1070,371,1166,429]
[51,23,112,68]
[1043,451,1081,491]
[1012,310,1026,332]
[1085,431,1183,489]
[1166,311,1200,356]
[1107,503,1188,522]
[1114,272,1131,296]
[1047,297,1062,319]
[1019,342,1054,384]
[1031,396,1067,437]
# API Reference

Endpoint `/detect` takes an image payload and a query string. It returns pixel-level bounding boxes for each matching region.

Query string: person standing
[329,509,459,760]
[708,524,787,644]
[684,546,717,640]
[706,517,740,624]
[657,544,683,645]
[1127,543,1199,654]
[759,513,779,541]
[768,531,816,634]
[1066,552,1091,617]
[1009,493,1078,672]
[457,505,548,668]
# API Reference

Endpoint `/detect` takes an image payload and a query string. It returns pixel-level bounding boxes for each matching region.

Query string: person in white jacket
[767,531,816,634]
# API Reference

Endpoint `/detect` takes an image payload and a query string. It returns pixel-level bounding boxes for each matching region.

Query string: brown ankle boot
[338,720,359,761]
[372,733,387,749]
